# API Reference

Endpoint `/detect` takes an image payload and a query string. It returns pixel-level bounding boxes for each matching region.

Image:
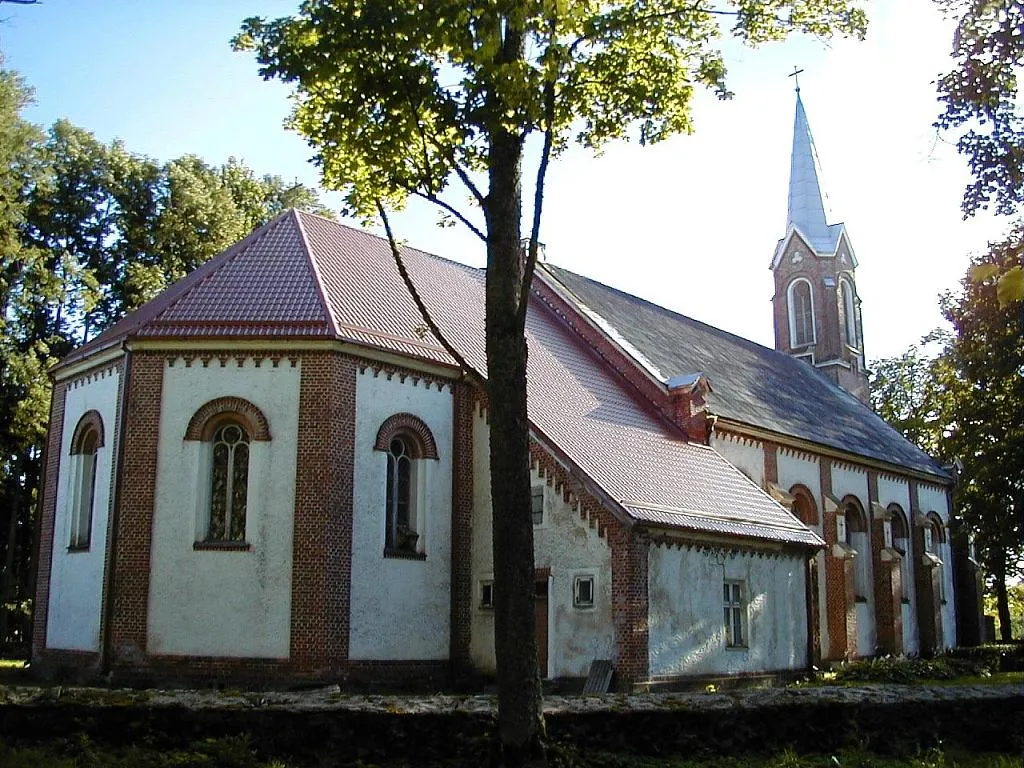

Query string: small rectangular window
[531,486,544,526]
[573,575,595,609]
[480,580,494,609]
[723,580,746,648]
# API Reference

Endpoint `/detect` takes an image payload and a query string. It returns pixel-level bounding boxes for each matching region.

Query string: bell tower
[771,78,869,403]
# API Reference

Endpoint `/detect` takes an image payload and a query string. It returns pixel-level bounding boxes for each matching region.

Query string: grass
[0,739,1021,768]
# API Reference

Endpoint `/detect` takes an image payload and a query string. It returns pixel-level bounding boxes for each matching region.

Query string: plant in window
[208,421,249,541]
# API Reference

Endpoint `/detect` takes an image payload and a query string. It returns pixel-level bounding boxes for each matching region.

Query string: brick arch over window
[789,484,819,525]
[374,413,438,460]
[70,410,105,454]
[184,397,271,442]
[843,495,868,535]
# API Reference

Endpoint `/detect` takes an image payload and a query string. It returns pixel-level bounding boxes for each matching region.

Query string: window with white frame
[531,485,544,526]
[480,580,494,609]
[68,411,104,551]
[846,500,871,601]
[926,513,946,603]
[723,580,747,648]
[573,574,595,609]
[788,279,816,348]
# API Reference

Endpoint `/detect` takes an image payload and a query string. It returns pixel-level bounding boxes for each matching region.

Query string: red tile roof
[62,210,822,548]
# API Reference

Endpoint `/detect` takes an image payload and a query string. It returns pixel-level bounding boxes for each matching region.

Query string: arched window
[69,411,104,550]
[844,498,871,600]
[185,397,270,546]
[840,277,858,348]
[890,505,912,603]
[207,420,250,542]
[374,413,438,559]
[789,484,819,526]
[925,512,946,602]
[787,279,816,348]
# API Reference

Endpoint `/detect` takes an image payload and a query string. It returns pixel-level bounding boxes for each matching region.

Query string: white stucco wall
[877,476,919,654]
[469,411,614,678]
[349,370,453,660]
[711,433,764,487]
[46,366,121,651]
[648,546,808,677]
[147,358,299,658]
[918,483,956,650]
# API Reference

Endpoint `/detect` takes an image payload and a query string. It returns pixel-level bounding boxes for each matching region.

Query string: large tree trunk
[484,115,545,764]
[993,558,1013,642]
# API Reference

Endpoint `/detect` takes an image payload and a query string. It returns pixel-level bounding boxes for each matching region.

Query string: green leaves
[935,0,1024,217]
[236,1,867,219]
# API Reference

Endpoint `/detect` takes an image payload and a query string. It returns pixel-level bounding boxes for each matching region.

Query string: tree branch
[408,188,488,242]
[517,81,556,328]
[376,199,486,390]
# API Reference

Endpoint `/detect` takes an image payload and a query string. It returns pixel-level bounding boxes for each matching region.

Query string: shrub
[832,655,988,684]
[948,644,1024,673]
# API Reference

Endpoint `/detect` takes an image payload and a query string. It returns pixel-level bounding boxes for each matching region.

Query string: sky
[0,1,1011,362]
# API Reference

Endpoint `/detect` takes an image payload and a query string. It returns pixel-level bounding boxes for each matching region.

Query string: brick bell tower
[771,80,869,403]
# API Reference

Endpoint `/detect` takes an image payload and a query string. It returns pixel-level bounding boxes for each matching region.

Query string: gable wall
[469,409,615,679]
[44,363,122,654]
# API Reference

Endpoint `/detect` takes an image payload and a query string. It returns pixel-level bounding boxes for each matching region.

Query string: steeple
[787,88,832,251]
[770,82,870,404]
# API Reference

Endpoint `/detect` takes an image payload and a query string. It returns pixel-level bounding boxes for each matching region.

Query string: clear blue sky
[0,2,1009,360]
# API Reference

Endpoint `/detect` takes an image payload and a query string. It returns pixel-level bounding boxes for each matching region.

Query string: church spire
[787,85,831,252]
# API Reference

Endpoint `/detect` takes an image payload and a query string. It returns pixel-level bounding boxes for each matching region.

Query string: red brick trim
[184,396,271,442]
[32,379,69,660]
[290,352,356,676]
[449,381,475,677]
[763,441,779,485]
[70,409,105,453]
[373,412,439,460]
[108,353,164,667]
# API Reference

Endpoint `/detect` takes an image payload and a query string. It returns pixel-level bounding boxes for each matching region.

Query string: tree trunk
[484,115,545,764]
[993,558,1013,642]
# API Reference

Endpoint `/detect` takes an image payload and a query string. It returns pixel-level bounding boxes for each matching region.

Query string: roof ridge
[545,263,797,365]
[293,208,485,277]
[292,209,343,336]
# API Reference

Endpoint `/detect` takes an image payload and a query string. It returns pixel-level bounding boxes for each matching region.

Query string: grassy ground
[0,737,1020,768]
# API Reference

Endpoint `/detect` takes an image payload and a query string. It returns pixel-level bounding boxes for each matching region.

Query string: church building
[32,90,973,690]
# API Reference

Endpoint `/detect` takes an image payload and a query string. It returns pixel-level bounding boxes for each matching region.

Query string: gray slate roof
[544,265,950,482]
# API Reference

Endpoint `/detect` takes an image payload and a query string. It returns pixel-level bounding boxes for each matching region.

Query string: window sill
[67,545,91,553]
[194,540,251,552]
[726,644,749,652]
[384,548,426,561]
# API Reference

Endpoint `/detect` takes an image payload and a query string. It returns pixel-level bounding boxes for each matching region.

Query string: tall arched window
[845,498,871,600]
[208,420,250,541]
[789,484,819,526]
[840,277,858,348]
[69,411,104,550]
[375,412,438,559]
[787,279,816,348]
[890,505,912,603]
[925,513,946,602]
[185,397,271,547]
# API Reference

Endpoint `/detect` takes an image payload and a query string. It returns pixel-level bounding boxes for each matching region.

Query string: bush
[948,644,1024,673]
[832,655,988,684]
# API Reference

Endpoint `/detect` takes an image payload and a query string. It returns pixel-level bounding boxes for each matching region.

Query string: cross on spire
[789,66,804,93]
